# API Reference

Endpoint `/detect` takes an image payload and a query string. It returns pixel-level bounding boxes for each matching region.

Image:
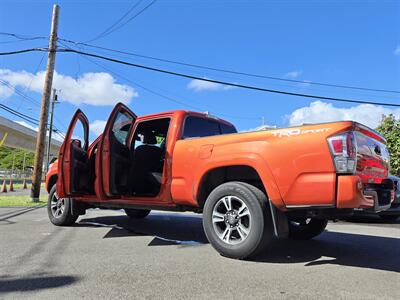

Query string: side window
[132,118,171,150]
[71,118,87,150]
[220,123,237,134]
[112,111,133,146]
[183,116,221,139]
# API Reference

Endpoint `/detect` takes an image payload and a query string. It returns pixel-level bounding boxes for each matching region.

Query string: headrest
[143,131,157,145]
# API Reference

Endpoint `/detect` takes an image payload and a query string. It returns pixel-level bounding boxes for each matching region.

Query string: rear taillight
[327,132,357,174]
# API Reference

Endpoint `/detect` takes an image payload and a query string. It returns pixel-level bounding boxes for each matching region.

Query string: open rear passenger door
[99,103,136,197]
[56,109,90,198]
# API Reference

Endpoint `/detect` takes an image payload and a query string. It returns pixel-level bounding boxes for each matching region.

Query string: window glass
[220,123,237,134]
[71,118,87,149]
[133,118,170,150]
[183,116,221,139]
[112,112,133,145]
[183,116,237,139]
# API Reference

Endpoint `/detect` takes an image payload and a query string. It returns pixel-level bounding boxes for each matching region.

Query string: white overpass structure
[0,115,62,157]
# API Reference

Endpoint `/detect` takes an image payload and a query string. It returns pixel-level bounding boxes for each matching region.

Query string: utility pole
[31,4,60,202]
[45,89,58,174]
[11,151,15,179]
[22,152,27,174]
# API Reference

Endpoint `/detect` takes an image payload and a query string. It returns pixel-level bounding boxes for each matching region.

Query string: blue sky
[1,0,399,140]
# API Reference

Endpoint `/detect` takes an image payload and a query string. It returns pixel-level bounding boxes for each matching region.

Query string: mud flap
[268,201,289,238]
[70,199,87,217]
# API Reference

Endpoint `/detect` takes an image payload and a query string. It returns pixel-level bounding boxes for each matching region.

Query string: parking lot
[0,206,399,299]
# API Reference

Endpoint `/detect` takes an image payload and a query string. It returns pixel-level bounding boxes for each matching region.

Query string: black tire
[47,185,78,226]
[203,181,273,259]
[288,218,328,240]
[124,208,151,219]
[379,215,399,222]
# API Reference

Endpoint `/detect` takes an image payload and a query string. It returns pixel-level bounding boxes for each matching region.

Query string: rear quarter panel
[171,121,354,208]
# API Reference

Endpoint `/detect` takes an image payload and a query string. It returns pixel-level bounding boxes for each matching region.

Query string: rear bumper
[336,176,393,212]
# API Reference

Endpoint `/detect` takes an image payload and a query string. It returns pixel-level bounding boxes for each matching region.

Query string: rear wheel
[124,208,151,219]
[288,217,328,240]
[203,182,273,259]
[47,185,78,226]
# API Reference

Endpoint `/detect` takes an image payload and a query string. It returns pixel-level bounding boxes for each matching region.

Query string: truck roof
[136,109,235,126]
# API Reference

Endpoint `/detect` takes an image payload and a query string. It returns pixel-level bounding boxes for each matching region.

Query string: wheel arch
[195,164,282,209]
[47,175,58,193]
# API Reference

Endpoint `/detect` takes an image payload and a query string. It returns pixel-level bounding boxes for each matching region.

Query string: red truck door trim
[56,109,89,198]
[97,102,137,197]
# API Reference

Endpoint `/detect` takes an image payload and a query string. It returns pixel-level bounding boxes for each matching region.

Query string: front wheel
[124,208,151,219]
[288,218,328,240]
[203,182,273,260]
[47,185,78,226]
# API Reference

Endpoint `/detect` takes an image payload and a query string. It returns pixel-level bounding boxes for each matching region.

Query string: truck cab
[49,103,237,208]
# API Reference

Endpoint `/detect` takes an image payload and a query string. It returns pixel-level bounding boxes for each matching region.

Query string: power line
[57,48,400,108]
[0,32,48,41]
[0,48,47,56]
[86,0,157,42]
[58,38,400,95]
[57,39,260,120]
[82,52,259,120]
[0,79,41,106]
[0,102,65,137]
[0,103,39,125]
[86,0,144,42]
[3,46,400,108]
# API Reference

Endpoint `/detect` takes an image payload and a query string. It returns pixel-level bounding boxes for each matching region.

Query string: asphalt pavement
[0,206,399,299]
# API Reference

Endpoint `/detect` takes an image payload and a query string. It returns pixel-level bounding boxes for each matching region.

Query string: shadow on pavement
[78,213,400,273]
[0,206,44,225]
[255,231,400,273]
[78,213,208,244]
[0,275,79,293]
[343,215,400,225]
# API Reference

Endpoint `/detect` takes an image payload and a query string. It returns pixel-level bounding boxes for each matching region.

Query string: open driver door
[98,103,136,197]
[56,109,90,198]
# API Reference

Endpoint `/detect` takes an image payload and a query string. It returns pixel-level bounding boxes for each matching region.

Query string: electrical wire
[0,48,47,56]
[86,0,157,42]
[58,38,400,95]
[0,32,48,41]
[0,79,41,106]
[57,48,400,108]
[86,0,144,42]
[0,103,39,125]
[57,40,260,121]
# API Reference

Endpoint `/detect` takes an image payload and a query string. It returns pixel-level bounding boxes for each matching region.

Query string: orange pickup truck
[46,103,393,259]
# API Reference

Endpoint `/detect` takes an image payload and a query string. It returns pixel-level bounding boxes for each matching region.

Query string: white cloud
[394,46,400,56]
[90,120,107,136]
[285,71,302,78]
[287,101,400,129]
[0,83,14,98]
[187,78,234,92]
[0,69,138,106]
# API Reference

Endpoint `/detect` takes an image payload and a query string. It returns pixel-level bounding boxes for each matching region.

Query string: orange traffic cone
[9,180,14,192]
[22,179,27,189]
[1,180,7,193]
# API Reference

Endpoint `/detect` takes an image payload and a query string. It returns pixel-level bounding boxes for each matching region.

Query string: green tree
[0,146,34,170]
[376,114,400,176]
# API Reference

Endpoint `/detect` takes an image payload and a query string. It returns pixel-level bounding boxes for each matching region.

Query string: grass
[0,195,47,206]
[0,181,48,206]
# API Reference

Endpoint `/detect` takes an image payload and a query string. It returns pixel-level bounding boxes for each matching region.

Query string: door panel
[100,103,136,197]
[56,109,90,197]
